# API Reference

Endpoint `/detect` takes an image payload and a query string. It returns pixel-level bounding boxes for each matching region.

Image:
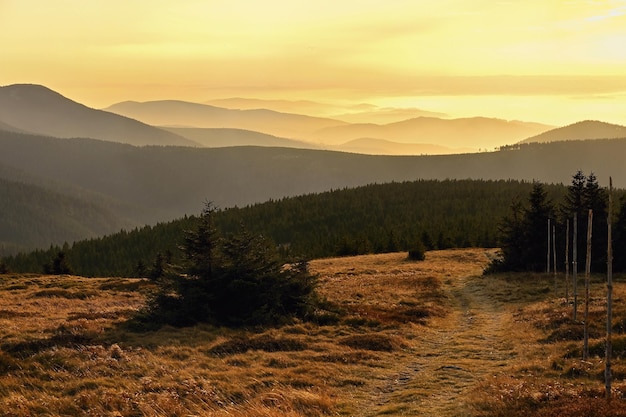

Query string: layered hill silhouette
[106,99,552,151]
[332,138,472,155]
[2,128,625,238]
[310,117,552,149]
[205,97,448,124]
[2,84,625,255]
[519,120,626,144]
[163,127,321,149]
[331,107,448,124]
[0,84,197,146]
[105,100,347,140]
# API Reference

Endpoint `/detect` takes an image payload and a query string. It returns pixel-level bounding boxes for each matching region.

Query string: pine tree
[584,173,608,271]
[147,203,318,327]
[490,182,554,272]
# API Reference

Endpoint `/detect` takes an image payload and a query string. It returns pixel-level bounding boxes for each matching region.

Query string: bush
[407,240,426,261]
[147,203,319,327]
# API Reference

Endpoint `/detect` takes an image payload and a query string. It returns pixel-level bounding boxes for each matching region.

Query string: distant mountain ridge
[106,98,553,151]
[0,84,197,146]
[105,100,347,140]
[332,138,473,155]
[162,127,321,149]
[519,120,626,144]
[311,116,553,149]
[205,97,448,124]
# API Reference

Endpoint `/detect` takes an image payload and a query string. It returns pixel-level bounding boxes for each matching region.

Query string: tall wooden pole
[553,223,557,296]
[547,218,551,274]
[606,177,613,399]
[573,213,578,321]
[583,209,593,360]
[565,219,570,302]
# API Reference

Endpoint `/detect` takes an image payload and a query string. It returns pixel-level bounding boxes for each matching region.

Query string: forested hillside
[2,179,571,277]
[3,129,626,256]
[0,177,136,256]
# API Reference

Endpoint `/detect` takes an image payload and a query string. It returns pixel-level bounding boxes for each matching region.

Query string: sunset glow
[2,0,626,125]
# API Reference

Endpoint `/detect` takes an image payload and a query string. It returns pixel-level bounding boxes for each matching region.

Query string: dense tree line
[2,179,574,277]
[491,171,625,273]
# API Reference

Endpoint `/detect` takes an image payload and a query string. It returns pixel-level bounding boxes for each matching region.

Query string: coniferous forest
[0,179,566,277]
[3,176,625,278]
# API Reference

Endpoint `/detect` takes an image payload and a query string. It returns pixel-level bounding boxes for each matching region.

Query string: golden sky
[2,0,626,125]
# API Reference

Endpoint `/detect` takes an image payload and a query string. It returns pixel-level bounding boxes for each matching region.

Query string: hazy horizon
[2,1,626,126]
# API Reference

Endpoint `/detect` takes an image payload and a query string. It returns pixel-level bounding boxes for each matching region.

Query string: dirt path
[364,252,518,416]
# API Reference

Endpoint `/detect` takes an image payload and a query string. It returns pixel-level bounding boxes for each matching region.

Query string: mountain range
[2,83,626,256]
[520,120,626,144]
[105,98,551,151]
[0,84,197,147]
[104,100,347,141]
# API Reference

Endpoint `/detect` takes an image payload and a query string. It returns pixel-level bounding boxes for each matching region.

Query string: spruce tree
[148,202,318,327]
[491,183,554,272]
[522,182,555,271]
[584,173,608,271]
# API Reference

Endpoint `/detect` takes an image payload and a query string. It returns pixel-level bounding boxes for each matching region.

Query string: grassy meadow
[0,248,626,416]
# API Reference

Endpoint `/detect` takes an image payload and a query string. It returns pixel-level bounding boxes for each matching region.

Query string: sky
[2,0,626,125]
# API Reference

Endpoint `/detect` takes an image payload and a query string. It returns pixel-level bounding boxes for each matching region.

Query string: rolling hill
[0,84,197,146]
[162,127,321,149]
[332,138,473,155]
[104,100,347,140]
[205,97,448,124]
[0,176,138,256]
[2,128,626,227]
[519,120,626,144]
[310,116,553,149]
[331,107,448,124]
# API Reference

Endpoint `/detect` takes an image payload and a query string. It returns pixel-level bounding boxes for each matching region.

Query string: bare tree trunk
[583,209,593,360]
[565,219,570,302]
[606,177,613,399]
[573,214,578,321]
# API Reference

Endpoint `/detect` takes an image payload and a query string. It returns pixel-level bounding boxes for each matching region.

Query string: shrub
[147,203,319,327]
[407,240,426,261]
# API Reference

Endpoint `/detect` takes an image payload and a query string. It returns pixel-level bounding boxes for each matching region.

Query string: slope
[519,120,626,144]
[105,100,347,139]
[333,138,473,155]
[0,176,137,256]
[0,84,197,147]
[162,127,321,149]
[2,130,626,220]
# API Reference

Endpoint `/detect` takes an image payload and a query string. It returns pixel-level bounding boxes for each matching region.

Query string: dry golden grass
[0,250,625,416]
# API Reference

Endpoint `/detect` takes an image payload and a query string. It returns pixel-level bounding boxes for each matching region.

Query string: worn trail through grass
[360,249,521,416]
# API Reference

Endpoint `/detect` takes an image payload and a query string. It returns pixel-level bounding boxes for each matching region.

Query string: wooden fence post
[583,209,593,360]
[565,219,570,302]
[606,177,613,399]
[553,223,557,296]
[573,214,578,321]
